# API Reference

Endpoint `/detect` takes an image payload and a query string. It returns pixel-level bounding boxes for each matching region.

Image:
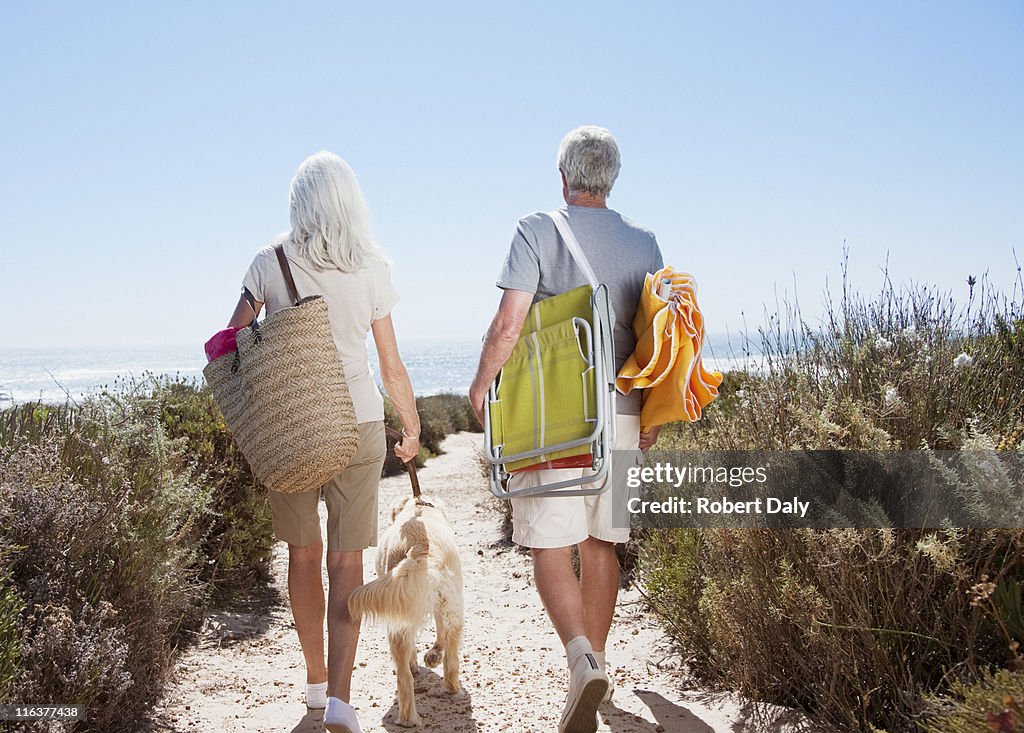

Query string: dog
[348,494,464,727]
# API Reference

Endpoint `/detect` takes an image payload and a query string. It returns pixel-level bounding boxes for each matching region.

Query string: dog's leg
[439,603,463,694]
[408,633,418,675]
[388,629,421,727]
[423,609,444,668]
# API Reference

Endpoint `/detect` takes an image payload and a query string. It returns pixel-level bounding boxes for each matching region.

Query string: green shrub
[382,393,481,477]
[639,529,709,668]
[925,668,1024,733]
[0,395,206,730]
[0,379,275,731]
[640,264,1024,731]
[414,393,481,454]
[660,270,1024,453]
[641,527,1023,731]
[0,561,22,702]
[154,380,273,602]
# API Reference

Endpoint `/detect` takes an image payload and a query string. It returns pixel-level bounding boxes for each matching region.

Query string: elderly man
[470,125,664,733]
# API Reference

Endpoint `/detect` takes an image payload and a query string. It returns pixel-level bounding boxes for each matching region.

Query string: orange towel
[616,267,722,431]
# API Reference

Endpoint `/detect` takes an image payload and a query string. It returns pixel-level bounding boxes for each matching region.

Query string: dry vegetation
[3,255,1022,732]
[0,379,273,731]
[640,259,1024,732]
[0,381,481,732]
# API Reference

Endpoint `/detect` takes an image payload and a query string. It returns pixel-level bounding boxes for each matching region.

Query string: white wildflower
[883,386,899,408]
[916,534,955,572]
[735,389,746,398]
[875,335,893,351]
[953,352,974,369]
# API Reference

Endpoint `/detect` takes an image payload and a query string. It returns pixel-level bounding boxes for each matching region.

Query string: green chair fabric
[488,285,598,472]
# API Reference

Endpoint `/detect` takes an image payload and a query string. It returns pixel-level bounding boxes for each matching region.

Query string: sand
[146,432,802,733]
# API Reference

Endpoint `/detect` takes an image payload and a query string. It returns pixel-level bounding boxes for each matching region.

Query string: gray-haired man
[470,126,664,733]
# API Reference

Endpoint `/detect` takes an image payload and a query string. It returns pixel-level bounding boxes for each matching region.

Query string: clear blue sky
[1,2,1021,349]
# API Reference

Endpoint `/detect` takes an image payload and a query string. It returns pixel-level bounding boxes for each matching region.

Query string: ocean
[0,334,755,406]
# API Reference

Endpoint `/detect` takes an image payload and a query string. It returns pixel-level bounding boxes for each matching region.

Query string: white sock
[565,635,594,670]
[593,649,606,672]
[306,681,328,708]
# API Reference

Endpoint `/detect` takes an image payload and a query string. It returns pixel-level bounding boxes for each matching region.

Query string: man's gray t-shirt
[496,204,664,416]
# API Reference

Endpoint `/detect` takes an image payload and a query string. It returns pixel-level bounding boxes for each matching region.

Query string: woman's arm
[227,290,263,329]
[371,313,421,463]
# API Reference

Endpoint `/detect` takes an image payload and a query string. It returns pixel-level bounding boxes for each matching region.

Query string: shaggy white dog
[348,495,464,727]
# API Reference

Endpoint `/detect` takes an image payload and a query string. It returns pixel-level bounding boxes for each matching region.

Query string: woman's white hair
[285,151,385,272]
[557,125,621,197]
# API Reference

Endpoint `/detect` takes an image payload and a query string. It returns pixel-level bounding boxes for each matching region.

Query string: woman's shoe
[324,696,362,733]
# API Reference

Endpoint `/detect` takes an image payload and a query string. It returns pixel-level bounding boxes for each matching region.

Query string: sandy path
[146,432,779,733]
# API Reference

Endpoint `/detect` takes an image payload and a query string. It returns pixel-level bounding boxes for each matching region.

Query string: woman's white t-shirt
[242,241,399,424]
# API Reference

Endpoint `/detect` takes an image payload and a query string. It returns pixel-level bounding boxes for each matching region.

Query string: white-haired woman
[227,151,420,733]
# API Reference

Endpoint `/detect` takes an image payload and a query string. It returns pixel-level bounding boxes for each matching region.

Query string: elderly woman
[227,152,419,733]
[469,126,664,733]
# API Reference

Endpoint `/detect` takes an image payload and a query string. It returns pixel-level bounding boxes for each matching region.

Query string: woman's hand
[394,435,420,463]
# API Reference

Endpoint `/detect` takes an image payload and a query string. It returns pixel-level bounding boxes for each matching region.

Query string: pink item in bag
[205,327,241,362]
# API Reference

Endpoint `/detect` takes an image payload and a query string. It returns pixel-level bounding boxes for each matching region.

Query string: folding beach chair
[484,210,617,499]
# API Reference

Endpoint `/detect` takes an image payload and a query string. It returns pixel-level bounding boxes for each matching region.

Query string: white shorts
[509,414,641,549]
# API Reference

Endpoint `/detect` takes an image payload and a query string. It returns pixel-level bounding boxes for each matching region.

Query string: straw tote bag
[204,245,360,493]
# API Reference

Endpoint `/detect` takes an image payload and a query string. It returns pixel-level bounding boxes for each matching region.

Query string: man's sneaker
[558,652,609,733]
[324,697,362,733]
[306,681,328,709]
[593,651,613,704]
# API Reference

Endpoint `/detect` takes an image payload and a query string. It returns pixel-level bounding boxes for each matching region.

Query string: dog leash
[384,425,422,500]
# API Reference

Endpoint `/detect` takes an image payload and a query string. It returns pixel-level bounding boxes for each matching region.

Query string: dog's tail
[348,519,431,626]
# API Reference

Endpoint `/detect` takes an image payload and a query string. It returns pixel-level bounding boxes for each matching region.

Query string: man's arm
[469,288,534,425]
[639,425,661,451]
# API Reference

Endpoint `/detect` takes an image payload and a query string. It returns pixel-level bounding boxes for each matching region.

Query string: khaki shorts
[268,421,386,552]
[509,414,641,549]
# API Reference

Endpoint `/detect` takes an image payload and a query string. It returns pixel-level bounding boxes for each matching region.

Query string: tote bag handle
[240,243,302,340]
[274,244,301,306]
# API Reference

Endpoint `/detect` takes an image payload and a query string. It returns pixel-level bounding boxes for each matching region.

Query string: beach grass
[0,377,483,731]
[640,260,1024,732]
[0,378,273,730]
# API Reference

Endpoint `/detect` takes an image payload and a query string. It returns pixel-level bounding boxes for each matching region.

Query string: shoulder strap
[548,210,599,288]
[274,244,301,306]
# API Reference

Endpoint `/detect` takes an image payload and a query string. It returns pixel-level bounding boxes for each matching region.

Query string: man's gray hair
[557,125,621,197]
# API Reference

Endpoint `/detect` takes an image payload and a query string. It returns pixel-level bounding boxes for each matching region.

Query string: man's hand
[639,425,662,452]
